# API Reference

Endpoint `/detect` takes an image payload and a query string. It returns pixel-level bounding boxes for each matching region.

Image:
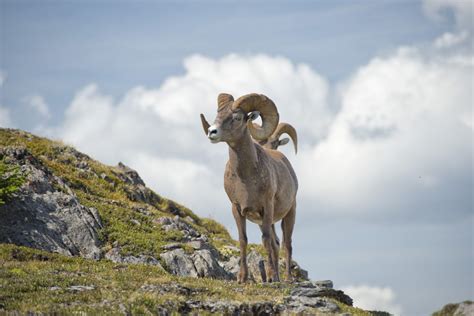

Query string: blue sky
[2,0,447,127]
[1,1,472,315]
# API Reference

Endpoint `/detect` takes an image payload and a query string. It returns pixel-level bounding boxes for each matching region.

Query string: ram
[200,93,298,283]
[259,122,298,153]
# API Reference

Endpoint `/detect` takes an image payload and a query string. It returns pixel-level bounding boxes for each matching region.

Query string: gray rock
[67,285,95,292]
[48,286,61,291]
[115,162,145,186]
[155,216,201,241]
[314,279,333,289]
[0,147,103,259]
[220,256,240,276]
[113,162,162,205]
[130,219,141,226]
[247,250,267,282]
[105,247,163,268]
[290,281,353,306]
[160,247,233,280]
[184,216,195,223]
[454,301,474,316]
[186,240,208,250]
[222,250,267,282]
[160,248,199,277]
[162,243,182,250]
[285,294,340,313]
[140,283,200,296]
[192,249,233,279]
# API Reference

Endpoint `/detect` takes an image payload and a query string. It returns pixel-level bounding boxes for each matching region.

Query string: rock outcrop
[155,215,307,282]
[0,147,102,259]
[138,280,351,314]
[433,301,474,316]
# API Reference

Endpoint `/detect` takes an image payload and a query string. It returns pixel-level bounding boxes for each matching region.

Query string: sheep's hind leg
[281,203,296,282]
[232,204,248,283]
[260,201,280,283]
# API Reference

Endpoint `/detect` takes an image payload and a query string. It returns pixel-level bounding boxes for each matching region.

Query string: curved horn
[231,93,279,140]
[218,93,234,110]
[200,114,210,136]
[273,123,298,154]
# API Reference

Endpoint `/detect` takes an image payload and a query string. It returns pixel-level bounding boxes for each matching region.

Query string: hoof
[237,272,248,284]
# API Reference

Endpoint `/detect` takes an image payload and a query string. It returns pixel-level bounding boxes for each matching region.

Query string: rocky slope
[432,301,474,316]
[0,128,380,315]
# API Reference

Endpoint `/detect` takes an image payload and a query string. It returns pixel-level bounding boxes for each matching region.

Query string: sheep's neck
[228,130,258,177]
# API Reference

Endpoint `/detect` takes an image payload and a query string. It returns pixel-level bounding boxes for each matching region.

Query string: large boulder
[0,147,103,259]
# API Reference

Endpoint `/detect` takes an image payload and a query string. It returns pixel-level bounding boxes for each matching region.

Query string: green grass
[0,128,241,261]
[0,157,25,205]
[0,244,289,314]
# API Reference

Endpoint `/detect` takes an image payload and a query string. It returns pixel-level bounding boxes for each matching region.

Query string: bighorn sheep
[200,93,298,283]
[259,122,298,153]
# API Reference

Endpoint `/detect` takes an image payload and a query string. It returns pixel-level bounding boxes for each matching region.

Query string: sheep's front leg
[261,200,280,282]
[281,203,296,282]
[232,204,248,283]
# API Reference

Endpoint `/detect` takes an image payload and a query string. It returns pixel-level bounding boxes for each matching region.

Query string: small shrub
[0,158,25,205]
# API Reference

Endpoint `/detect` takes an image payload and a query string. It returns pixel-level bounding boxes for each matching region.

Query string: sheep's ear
[279,138,290,146]
[247,111,260,121]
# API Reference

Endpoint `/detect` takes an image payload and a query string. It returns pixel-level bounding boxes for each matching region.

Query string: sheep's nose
[208,127,218,136]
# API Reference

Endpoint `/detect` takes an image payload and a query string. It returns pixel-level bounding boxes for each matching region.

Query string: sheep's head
[200,93,279,144]
[259,123,298,154]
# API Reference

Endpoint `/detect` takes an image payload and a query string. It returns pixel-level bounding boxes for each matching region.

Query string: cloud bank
[50,36,472,228]
[24,95,51,119]
[297,46,472,222]
[342,284,402,315]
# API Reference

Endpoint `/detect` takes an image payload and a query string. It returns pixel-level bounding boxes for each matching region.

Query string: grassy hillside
[0,128,239,259]
[0,128,380,315]
[0,244,378,315]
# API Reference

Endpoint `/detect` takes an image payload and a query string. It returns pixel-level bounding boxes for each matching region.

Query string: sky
[1,0,472,314]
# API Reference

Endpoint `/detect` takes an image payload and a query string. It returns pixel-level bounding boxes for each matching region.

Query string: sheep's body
[200,93,298,283]
[224,141,297,226]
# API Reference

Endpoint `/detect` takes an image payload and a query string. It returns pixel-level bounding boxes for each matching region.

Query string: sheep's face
[207,106,259,144]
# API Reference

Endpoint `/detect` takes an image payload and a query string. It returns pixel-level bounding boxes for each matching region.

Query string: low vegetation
[0,129,236,260]
[0,157,25,205]
[0,244,287,314]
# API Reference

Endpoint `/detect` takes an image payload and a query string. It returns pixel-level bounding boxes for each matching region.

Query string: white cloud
[342,284,402,315]
[434,31,469,48]
[297,47,472,220]
[24,95,51,119]
[0,106,12,128]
